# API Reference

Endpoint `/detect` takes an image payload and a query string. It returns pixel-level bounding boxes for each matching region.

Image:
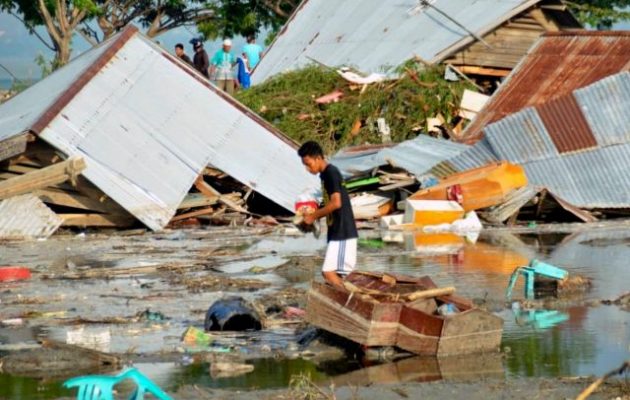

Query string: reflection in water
[373,229,630,378]
[331,353,504,386]
[512,308,570,330]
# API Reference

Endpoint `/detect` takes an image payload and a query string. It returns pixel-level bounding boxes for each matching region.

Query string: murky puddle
[1,226,629,399]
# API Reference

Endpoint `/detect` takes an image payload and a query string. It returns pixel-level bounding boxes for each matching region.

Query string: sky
[0,11,263,81]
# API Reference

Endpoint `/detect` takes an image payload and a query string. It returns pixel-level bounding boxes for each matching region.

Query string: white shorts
[322,238,357,276]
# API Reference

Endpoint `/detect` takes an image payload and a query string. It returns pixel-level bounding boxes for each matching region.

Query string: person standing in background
[191,39,209,78]
[210,39,237,95]
[242,35,264,70]
[174,43,193,66]
[236,52,251,90]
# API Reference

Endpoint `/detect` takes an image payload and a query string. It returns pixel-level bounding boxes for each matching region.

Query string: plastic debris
[0,266,32,282]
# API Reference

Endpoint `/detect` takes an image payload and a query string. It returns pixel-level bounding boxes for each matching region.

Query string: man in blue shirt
[242,35,264,70]
[210,39,237,95]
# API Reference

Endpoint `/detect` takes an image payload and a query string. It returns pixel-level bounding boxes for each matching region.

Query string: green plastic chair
[63,367,171,400]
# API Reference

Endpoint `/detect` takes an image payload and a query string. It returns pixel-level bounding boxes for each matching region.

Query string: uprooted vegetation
[237,63,476,153]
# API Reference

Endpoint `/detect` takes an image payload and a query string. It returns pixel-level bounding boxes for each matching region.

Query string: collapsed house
[444,71,630,221]
[461,31,630,144]
[431,31,630,221]
[251,0,579,86]
[0,25,318,238]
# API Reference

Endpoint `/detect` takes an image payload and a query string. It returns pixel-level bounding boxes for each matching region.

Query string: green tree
[0,0,99,67]
[81,0,215,43]
[84,0,300,44]
[567,1,630,29]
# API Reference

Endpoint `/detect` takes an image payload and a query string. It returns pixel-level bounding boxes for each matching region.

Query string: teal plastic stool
[506,259,568,300]
[63,367,171,400]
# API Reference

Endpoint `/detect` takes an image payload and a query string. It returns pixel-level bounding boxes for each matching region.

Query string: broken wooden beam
[59,213,134,228]
[170,206,217,222]
[194,176,249,214]
[0,134,29,163]
[177,192,219,210]
[0,156,86,200]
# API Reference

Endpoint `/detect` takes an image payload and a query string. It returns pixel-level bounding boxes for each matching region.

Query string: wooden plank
[455,66,511,77]
[60,213,134,227]
[35,188,115,213]
[178,192,219,210]
[194,176,249,214]
[0,157,86,201]
[3,164,41,174]
[170,206,217,222]
[379,179,416,191]
[0,134,28,163]
[529,8,560,32]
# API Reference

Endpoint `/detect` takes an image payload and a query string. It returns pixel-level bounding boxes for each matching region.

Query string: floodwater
[0,225,629,399]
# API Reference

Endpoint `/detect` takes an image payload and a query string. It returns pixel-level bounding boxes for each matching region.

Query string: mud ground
[1,222,629,399]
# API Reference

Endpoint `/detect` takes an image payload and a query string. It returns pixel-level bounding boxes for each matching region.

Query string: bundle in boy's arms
[293,196,321,238]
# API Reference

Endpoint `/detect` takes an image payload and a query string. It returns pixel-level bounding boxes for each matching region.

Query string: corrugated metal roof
[331,135,468,179]
[463,31,630,144]
[452,72,630,208]
[376,135,469,177]
[574,72,630,147]
[445,137,498,173]
[484,108,558,163]
[0,26,319,230]
[0,194,63,240]
[536,94,596,153]
[252,0,540,85]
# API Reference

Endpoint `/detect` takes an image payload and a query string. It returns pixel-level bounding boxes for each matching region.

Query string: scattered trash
[205,297,262,331]
[66,327,111,352]
[182,326,214,346]
[210,362,255,378]
[315,90,344,104]
[63,367,171,400]
[0,318,24,327]
[137,309,168,322]
[0,266,32,282]
[337,68,388,85]
[458,89,490,120]
[351,193,394,220]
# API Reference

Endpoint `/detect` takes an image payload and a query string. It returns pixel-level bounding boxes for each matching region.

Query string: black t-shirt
[320,164,358,242]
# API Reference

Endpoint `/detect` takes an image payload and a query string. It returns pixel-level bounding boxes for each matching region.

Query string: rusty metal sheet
[536,94,597,153]
[463,31,630,144]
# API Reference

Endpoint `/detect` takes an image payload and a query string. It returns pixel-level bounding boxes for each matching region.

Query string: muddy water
[1,226,629,399]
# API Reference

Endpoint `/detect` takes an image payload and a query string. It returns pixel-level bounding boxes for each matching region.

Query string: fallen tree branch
[576,360,630,400]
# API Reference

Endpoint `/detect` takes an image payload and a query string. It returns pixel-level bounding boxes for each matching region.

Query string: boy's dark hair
[298,141,324,158]
[175,43,184,50]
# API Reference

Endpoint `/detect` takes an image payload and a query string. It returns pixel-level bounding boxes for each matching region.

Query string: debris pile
[0,26,318,241]
[237,64,476,153]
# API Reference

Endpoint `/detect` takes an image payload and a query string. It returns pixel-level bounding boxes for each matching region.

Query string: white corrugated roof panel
[0,194,63,240]
[0,27,319,230]
[252,0,535,84]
